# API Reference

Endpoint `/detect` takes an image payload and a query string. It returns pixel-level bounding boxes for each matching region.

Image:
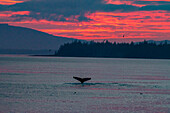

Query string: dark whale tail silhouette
[73,76,91,84]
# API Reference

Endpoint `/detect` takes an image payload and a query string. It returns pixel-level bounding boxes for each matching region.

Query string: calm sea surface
[0,55,170,113]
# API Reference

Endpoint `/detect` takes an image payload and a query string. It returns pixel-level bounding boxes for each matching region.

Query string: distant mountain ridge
[0,24,75,50]
[93,38,170,44]
[146,40,170,44]
[0,24,169,55]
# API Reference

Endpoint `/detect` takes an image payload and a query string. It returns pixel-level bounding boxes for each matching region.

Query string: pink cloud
[2,10,169,41]
[0,0,28,5]
[104,0,170,7]
[0,11,30,17]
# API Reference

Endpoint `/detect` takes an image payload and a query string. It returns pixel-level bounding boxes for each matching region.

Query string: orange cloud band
[2,10,170,40]
[0,0,27,5]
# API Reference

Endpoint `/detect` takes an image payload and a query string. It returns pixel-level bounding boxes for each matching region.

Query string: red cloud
[0,0,28,5]
[0,11,30,17]
[104,0,146,7]
[104,0,170,7]
[2,10,170,41]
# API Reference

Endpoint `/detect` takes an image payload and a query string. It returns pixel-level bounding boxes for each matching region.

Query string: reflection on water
[0,55,170,113]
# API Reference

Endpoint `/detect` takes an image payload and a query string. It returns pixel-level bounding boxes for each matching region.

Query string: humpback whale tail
[73,76,91,84]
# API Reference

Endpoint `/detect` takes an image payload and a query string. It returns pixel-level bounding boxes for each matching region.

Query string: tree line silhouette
[55,40,170,59]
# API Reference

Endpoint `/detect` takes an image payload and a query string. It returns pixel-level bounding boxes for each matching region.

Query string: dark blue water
[0,55,170,113]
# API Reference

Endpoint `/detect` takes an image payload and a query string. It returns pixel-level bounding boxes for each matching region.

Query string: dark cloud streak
[0,0,169,22]
[140,4,170,11]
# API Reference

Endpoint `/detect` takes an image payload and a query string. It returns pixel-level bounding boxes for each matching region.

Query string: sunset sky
[0,0,170,42]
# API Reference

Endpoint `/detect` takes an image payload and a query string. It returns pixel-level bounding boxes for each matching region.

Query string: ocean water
[0,55,170,113]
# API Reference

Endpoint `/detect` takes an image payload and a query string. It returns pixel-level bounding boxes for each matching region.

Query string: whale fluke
[73,76,91,84]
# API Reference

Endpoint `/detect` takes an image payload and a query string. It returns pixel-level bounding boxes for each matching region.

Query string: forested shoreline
[55,40,170,59]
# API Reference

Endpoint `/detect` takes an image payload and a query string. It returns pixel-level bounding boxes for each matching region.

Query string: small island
[55,40,170,59]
